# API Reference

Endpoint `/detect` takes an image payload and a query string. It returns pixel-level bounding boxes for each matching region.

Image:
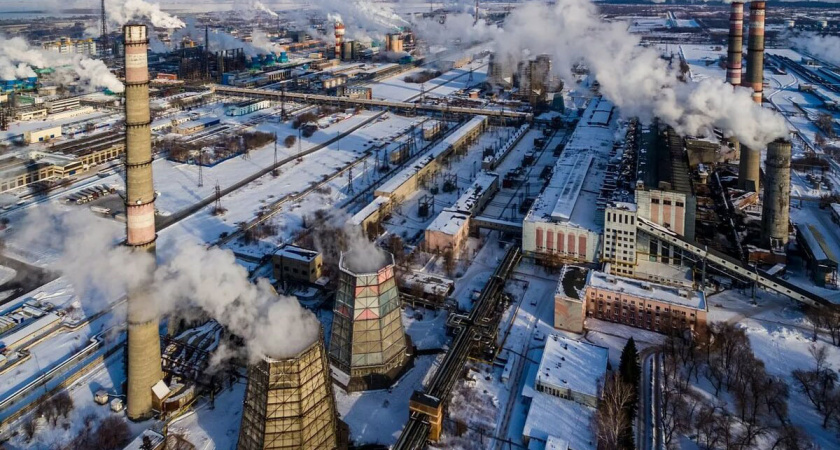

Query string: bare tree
[593,373,635,450]
[95,416,130,450]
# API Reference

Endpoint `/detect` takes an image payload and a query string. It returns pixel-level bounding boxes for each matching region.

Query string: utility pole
[197,151,204,187]
[347,167,354,194]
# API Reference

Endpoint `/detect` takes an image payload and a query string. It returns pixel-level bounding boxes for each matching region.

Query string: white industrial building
[522,97,619,263]
[24,126,62,144]
[225,99,271,116]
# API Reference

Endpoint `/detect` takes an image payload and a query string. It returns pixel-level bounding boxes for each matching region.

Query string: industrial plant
[0,0,838,449]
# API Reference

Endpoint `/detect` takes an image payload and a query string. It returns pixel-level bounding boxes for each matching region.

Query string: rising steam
[419,0,789,148]
[0,36,124,92]
[105,0,185,29]
[312,0,408,41]
[790,33,840,66]
[14,208,320,362]
[234,0,279,17]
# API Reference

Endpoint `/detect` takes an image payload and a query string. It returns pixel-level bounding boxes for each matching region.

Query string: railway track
[394,243,521,450]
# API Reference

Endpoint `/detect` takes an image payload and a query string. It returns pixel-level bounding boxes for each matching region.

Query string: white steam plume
[0,36,124,92]
[13,208,321,362]
[234,0,279,17]
[790,33,840,66]
[105,0,185,29]
[154,243,320,361]
[311,0,408,41]
[341,226,391,274]
[427,0,788,148]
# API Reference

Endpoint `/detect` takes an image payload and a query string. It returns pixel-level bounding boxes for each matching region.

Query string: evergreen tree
[618,337,641,450]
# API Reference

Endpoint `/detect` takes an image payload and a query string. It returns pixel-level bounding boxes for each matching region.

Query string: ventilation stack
[726,2,744,86]
[738,144,760,192]
[123,24,163,421]
[744,1,766,104]
[334,22,345,59]
[237,334,339,450]
[760,139,792,248]
[329,251,410,392]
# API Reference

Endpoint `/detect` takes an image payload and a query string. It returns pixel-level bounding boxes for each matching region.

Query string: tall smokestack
[726,2,744,86]
[761,139,792,248]
[334,22,345,60]
[123,24,163,421]
[745,1,765,104]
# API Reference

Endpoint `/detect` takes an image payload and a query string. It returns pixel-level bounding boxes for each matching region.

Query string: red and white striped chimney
[726,2,744,86]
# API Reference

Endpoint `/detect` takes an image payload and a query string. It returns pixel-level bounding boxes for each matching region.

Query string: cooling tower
[744,1,765,104]
[726,2,744,86]
[760,139,792,247]
[329,251,410,392]
[123,24,163,421]
[237,335,339,450]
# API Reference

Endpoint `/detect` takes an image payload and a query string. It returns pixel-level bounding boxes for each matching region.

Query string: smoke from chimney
[0,35,123,92]
[420,0,788,148]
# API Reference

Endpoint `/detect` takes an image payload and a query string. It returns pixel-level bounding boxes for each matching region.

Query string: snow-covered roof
[0,312,60,349]
[587,270,707,310]
[123,430,165,450]
[536,335,608,399]
[546,436,571,450]
[450,172,498,214]
[427,209,469,235]
[151,380,170,400]
[277,245,319,262]
[523,391,596,450]
[350,196,390,226]
[798,223,838,264]
[525,97,617,231]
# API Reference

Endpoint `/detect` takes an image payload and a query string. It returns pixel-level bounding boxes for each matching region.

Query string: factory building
[225,99,270,116]
[518,54,552,107]
[329,251,410,391]
[237,336,340,450]
[384,33,403,53]
[425,172,499,254]
[175,117,221,135]
[24,126,61,144]
[272,245,323,285]
[42,37,97,56]
[487,52,512,89]
[44,97,80,114]
[796,223,838,288]
[522,98,619,264]
[584,270,707,335]
[425,210,470,254]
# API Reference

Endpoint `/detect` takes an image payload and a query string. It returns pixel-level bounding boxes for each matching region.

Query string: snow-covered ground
[336,353,441,446]
[368,58,488,102]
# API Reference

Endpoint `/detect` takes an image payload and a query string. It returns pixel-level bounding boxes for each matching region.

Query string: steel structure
[237,336,339,450]
[123,24,163,421]
[211,85,532,123]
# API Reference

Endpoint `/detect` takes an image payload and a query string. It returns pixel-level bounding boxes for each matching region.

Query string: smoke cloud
[234,0,279,17]
[429,0,788,148]
[0,35,124,92]
[105,0,185,29]
[790,33,840,66]
[13,208,320,362]
[311,0,408,41]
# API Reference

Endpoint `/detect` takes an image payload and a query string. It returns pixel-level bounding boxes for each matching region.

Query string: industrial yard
[0,1,838,450]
